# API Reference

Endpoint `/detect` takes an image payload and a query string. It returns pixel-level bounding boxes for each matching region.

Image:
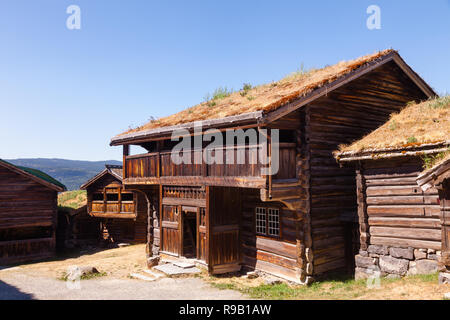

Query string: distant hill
[5,158,122,191]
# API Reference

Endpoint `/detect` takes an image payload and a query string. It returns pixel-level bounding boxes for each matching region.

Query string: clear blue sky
[1,0,449,161]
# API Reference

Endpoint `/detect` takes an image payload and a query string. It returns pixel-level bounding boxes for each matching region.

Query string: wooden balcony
[123,143,297,188]
[89,200,136,219]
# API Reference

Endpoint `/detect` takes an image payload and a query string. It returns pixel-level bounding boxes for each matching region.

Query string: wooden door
[197,207,207,262]
[161,204,182,256]
[208,187,241,274]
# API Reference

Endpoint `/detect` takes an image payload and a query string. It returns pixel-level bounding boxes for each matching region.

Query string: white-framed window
[255,207,267,235]
[267,208,280,236]
[255,207,280,237]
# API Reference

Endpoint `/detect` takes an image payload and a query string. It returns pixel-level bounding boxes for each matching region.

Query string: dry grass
[118,49,395,136]
[58,190,87,210]
[339,95,450,153]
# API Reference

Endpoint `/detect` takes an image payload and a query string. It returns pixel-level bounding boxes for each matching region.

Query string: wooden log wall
[305,61,429,276]
[358,157,441,251]
[440,180,450,268]
[0,165,57,264]
[241,188,299,281]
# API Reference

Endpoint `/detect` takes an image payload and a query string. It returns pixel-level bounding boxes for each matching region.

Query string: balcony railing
[91,201,135,215]
[124,143,296,181]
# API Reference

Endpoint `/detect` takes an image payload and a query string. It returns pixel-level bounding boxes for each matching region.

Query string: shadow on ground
[0,280,34,300]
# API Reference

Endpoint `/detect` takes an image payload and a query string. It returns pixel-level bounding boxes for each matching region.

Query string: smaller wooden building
[0,159,66,265]
[417,156,450,277]
[336,97,449,279]
[80,165,147,243]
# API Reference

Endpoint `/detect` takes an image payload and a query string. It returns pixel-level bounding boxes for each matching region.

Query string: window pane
[92,193,103,201]
[121,193,133,201]
[106,193,118,201]
[255,207,266,235]
[268,208,280,236]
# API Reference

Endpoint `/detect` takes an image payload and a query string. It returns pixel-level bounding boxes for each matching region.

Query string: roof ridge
[0,159,66,191]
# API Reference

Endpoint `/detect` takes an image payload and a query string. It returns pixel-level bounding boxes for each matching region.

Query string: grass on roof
[339,95,450,153]
[58,190,87,210]
[120,49,395,136]
[422,149,450,170]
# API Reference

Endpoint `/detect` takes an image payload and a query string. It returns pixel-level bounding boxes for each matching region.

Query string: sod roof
[336,96,450,159]
[116,49,400,138]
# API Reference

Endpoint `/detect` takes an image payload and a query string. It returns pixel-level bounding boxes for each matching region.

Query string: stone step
[154,263,201,276]
[172,261,196,269]
[129,273,156,282]
[143,269,164,279]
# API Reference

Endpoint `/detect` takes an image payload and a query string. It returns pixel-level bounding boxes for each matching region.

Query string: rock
[304,276,314,285]
[368,245,389,255]
[355,267,370,280]
[389,247,414,260]
[379,256,409,275]
[439,272,450,284]
[419,248,427,253]
[147,256,160,268]
[355,266,381,280]
[428,254,438,261]
[246,271,258,279]
[359,250,368,257]
[407,261,417,276]
[118,243,131,248]
[264,277,283,285]
[415,259,438,274]
[386,274,401,279]
[427,249,436,254]
[66,266,99,280]
[414,249,427,260]
[369,253,380,258]
[444,292,450,300]
[355,255,377,268]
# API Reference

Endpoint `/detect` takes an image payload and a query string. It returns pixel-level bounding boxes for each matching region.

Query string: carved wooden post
[123,145,129,179]
[356,165,369,251]
[294,108,314,285]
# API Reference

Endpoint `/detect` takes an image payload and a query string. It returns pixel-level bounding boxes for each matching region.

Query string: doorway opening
[182,210,197,258]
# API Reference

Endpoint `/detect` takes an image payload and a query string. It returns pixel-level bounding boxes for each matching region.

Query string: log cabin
[0,159,66,265]
[417,155,450,281]
[80,165,147,243]
[110,49,436,283]
[336,97,449,278]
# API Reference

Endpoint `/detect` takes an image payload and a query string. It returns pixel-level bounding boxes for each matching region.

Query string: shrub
[240,83,252,97]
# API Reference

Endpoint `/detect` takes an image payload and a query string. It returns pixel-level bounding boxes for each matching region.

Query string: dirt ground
[12,244,150,280]
[0,244,244,300]
[0,244,449,300]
